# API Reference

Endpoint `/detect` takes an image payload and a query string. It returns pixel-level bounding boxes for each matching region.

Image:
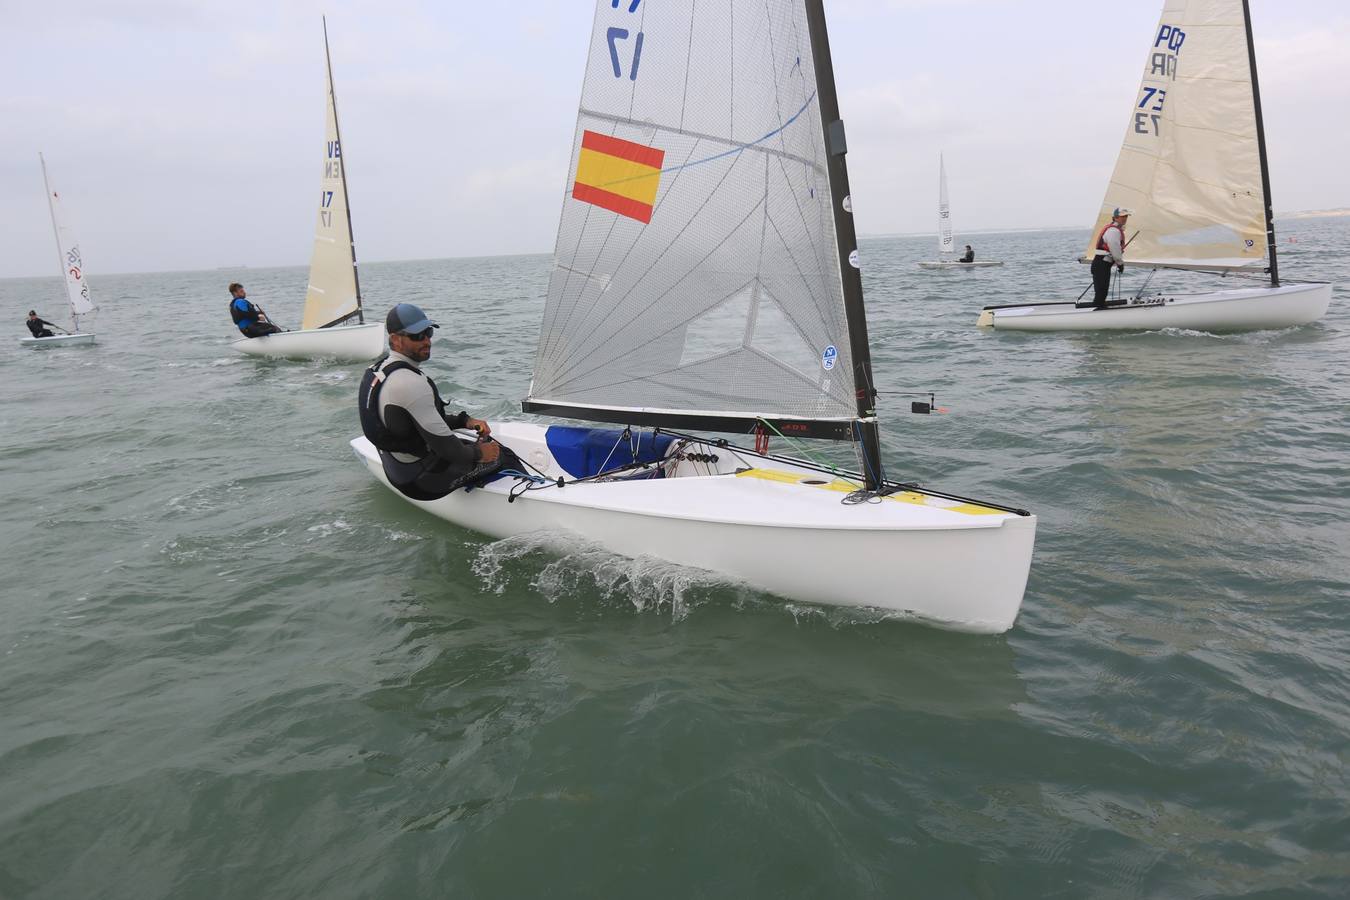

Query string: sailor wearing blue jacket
[228,283,284,337]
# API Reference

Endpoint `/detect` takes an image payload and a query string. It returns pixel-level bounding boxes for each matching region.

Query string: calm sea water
[2,220,1347,898]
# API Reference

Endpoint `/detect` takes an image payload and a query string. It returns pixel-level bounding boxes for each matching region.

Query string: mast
[40,153,77,329]
[803,0,885,489]
[323,16,364,322]
[1242,0,1278,287]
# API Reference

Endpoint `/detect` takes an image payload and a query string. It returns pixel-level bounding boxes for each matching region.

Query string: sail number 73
[1135,86,1166,136]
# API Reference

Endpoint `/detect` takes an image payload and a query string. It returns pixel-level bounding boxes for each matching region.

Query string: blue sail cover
[546,426,675,479]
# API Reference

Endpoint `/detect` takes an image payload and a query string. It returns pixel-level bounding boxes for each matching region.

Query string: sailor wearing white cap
[1089,207,1133,309]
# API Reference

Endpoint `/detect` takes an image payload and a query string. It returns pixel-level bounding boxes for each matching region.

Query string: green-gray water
[2,222,1348,898]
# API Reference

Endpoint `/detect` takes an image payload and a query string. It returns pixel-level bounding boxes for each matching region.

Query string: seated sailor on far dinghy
[358,303,517,502]
[228,283,285,338]
[958,245,975,263]
[26,311,60,338]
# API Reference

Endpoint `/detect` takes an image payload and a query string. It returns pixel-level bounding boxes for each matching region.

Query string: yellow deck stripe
[734,468,1006,516]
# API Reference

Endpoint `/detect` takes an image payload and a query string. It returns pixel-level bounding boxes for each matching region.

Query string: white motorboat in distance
[232,18,383,362]
[981,0,1331,333]
[352,0,1039,633]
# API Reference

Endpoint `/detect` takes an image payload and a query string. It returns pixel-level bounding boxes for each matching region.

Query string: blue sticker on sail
[822,345,837,371]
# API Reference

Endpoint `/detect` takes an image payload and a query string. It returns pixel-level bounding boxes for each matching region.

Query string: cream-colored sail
[301,22,360,330]
[1085,0,1267,271]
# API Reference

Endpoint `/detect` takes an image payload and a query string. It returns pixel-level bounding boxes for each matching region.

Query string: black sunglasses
[404,328,434,341]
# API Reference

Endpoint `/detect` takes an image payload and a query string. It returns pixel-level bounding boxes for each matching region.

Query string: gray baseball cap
[385,303,439,335]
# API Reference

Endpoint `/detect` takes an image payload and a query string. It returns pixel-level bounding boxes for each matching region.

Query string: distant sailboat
[232,18,383,360]
[917,155,1001,269]
[979,0,1331,331]
[352,0,1037,633]
[22,154,97,348]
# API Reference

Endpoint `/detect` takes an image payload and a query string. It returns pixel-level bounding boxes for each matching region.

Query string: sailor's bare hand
[467,417,491,437]
[478,441,501,464]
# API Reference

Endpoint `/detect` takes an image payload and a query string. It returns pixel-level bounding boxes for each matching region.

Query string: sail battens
[530,1,855,429]
[300,21,361,332]
[577,106,825,172]
[1086,0,1266,271]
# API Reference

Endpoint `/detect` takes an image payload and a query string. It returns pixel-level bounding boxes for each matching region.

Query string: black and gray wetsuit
[26,318,57,338]
[360,350,512,501]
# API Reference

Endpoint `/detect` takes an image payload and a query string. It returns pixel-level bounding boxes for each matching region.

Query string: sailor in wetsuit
[358,303,515,501]
[958,245,975,263]
[25,310,59,338]
[228,283,284,337]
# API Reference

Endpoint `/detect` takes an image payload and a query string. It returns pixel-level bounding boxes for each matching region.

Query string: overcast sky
[2,0,1346,278]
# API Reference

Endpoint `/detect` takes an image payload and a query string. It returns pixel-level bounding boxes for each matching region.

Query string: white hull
[20,332,95,348]
[918,260,1003,269]
[350,423,1037,633]
[977,282,1332,332]
[231,322,384,360]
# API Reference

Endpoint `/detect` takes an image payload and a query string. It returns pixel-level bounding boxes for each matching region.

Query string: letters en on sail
[572,130,665,224]
[301,48,360,330]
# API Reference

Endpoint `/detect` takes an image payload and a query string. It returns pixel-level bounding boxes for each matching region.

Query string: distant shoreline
[3,212,1347,281]
[862,209,1350,240]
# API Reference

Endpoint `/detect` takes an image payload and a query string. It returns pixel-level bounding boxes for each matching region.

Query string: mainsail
[41,154,96,329]
[301,18,362,330]
[524,0,876,443]
[1085,0,1271,273]
[938,154,954,255]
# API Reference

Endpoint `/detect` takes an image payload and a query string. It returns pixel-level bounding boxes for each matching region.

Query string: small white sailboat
[352,1,1037,633]
[917,155,1002,270]
[22,154,97,348]
[979,0,1331,332]
[233,18,383,361]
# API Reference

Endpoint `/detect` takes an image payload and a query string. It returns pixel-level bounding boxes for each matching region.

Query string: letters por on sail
[571,130,665,224]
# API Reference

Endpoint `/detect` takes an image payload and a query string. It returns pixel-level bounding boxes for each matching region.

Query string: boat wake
[470,532,747,620]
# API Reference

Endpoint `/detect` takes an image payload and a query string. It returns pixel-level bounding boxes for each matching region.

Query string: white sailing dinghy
[233,19,383,361]
[979,0,1331,332]
[22,154,97,348]
[917,155,1002,269]
[352,0,1037,633]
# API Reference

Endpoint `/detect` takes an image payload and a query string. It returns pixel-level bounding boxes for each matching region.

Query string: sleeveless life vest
[358,354,510,502]
[1096,221,1125,255]
[229,297,257,331]
[358,355,443,456]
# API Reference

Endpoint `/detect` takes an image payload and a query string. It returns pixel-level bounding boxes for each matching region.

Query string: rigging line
[576,89,820,178]
[678,0,696,132]
[544,139,702,369]
[545,155,764,383]
[546,60,820,377]
[549,277,757,392]
[755,418,859,483]
[762,207,837,343]
[547,335,840,404]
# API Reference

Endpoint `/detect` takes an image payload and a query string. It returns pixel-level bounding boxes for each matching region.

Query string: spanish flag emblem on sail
[572,130,665,224]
